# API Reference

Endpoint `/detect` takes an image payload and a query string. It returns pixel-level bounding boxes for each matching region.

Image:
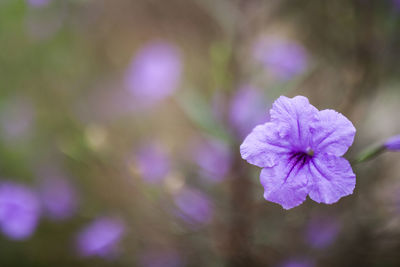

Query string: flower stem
[352,144,386,165]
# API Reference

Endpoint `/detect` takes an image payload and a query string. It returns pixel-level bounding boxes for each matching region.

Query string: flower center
[306,147,314,156]
[289,148,314,169]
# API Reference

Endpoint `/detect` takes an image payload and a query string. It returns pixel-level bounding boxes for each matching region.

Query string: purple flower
[0,183,40,240]
[39,178,77,220]
[278,259,314,267]
[174,188,213,226]
[134,144,170,184]
[253,37,308,80]
[27,0,51,7]
[192,138,232,182]
[139,249,183,267]
[384,135,400,150]
[76,217,125,258]
[125,41,182,104]
[392,0,400,10]
[305,216,340,248]
[229,85,270,137]
[36,163,78,220]
[240,96,356,209]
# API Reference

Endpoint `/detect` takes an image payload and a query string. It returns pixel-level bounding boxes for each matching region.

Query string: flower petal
[269,96,318,150]
[308,153,355,204]
[240,122,292,168]
[385,134,400,150]
[260,154,310,209]
[311,109,356,156]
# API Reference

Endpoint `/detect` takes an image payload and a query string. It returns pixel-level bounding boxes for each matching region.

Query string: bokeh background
[1,0,400,266]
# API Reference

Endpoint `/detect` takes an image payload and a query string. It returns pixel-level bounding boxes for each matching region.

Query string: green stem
[352,144,386,165]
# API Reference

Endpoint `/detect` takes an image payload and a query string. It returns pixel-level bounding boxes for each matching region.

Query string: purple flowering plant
[253,36,308,80]
[240,95,356,209]
[39,178,77,220]
[27,0,51,7]
[124,41,182,105]
[229,85,270,138]
[385,135,400,150]
[192,137,232,182]
[0,182,41,240]
[76,217,125,258]
[305,215,340,249]
[173,187,213,226]
[353,134,400,163]
[278,259,314,267]
[134,143,171,184]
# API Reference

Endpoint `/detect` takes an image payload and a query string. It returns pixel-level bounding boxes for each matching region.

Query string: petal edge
[240,123,291,168]
[308,154,356,204]
[260,154,310,209]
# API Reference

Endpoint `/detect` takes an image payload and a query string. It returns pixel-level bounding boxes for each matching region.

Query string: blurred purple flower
[253,36,308,80]
[392,0,400,10]
[0,96,35,141]
[174,188,213,226]
[240,96,356,209]
[77,217,125,258]
[278,259,314,267]
[36,163,78,220]
[27,0,51,7]
[139,249,183,267]
[229,85,270,138]
[134,144,171,184]
[305,216,340,248]
[125,41,182,104]
[384,135,400,150]
[0,182,40,240]
[40,178,77,220]
[192,138,232,182]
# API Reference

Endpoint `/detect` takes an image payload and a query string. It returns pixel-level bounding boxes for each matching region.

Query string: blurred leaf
[210,41,232,90]
[175,89,234,144]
